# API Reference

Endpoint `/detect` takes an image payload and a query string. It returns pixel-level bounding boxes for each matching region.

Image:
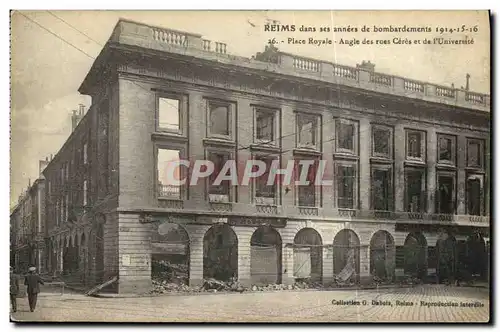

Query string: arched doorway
[370,230,395,281]
[293,228,323,282]
[403,232,427,280]
[436,230,457,284]
[151,223,190,285]
[333,229,360,283]
[466,232,487,281]
[250,226,282,285]
[203,224,238,281]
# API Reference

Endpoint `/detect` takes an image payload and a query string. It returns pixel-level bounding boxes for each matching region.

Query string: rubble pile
[151,260,189,284]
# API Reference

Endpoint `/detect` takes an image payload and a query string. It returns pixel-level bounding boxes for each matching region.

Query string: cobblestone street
[10,285,489,323]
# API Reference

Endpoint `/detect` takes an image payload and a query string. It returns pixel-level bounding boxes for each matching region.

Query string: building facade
[42,19,490,293]
[10,172,47,273]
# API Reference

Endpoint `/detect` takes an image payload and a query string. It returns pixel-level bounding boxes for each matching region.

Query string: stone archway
[333,229,361,283]
[151,223,190,285]
[293,228,323,282]
[370,230,396,281]
[403,232,427,280]
[203,224,238,281]
[250,226,282,285]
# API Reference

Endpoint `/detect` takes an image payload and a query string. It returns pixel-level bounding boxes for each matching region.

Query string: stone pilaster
[427,128,437,213]
[185,224,210,286]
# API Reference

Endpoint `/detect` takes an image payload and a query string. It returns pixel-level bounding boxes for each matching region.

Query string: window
[338,123,354,150]
[255,109,275,142]
[208,152,230,196]
[158,97,180,132]
[406,130,425,160]
[297,160,317,207]
[337,164,356,209]
[436,174,455,214]
[372,125,392,157]
[61,167,65,185]
[372,167,393,211]
[297,113,319,148]
[157,148,182,199]
[437,134,456,164]
[467,139,484,168]
[65,162,69,181]
[83,143,88,165]
[405,168,426,212]
[255,156,276,200]
[209,102,230,136]
[60,196,65,223]
[467,174,483,216]
[55,199,59,226]
[83,180,88,206]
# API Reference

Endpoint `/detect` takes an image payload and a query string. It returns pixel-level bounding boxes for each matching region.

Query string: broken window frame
[207,99,234,140]
[296,157,320,207]
[156,145,186,201]
[296,112,320,150]
[466,173,484,216]
[371,164,393,211]
[437,134,456,165]
[156,92,188,136]
[404,166,427,213]
[371,124,393,159]
[466,138,485,169]
[253,154,278,205]
[254,107,278,145]
[435,171,456,214]
[336,160,358,209]
[206,150,233,202]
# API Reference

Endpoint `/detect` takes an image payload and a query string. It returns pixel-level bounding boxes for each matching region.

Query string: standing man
[24,266,44,312]
[10,267,19,312]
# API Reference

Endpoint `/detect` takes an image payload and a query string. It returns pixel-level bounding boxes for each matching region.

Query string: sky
[9,10,490,208]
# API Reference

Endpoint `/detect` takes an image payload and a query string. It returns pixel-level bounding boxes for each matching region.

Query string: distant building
[10,166,47,273]
[40,19,490,293]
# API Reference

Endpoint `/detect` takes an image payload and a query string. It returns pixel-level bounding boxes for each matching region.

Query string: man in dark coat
[24,266,44,312]
[10,267,19,312]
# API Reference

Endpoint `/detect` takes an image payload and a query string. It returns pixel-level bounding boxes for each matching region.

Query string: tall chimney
[79,104,85,116]
[465,73,470,91]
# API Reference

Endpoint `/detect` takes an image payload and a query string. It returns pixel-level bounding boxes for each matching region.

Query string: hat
[28,267,36,272]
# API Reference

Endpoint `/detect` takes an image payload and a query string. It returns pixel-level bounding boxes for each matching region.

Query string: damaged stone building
[39,19,489,293]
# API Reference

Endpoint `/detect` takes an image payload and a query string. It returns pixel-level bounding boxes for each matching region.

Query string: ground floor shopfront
[45,211,490,294]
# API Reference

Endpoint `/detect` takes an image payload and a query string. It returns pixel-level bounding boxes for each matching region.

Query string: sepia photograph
[9,9,491,323]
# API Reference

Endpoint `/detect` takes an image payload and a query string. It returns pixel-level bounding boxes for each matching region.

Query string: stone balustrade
[112,19,490,113]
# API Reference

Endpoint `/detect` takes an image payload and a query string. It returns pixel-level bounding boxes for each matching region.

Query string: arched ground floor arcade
[61,211,489,294]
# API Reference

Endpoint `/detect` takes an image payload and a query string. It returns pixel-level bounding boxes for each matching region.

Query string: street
[10,285,490,323]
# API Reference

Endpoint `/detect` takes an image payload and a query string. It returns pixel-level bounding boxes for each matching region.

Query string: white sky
[9,10,490,208]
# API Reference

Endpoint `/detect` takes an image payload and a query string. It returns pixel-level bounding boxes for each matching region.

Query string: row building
[17,19,490,294]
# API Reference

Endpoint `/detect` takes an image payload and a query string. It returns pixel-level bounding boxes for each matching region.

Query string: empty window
[255,157,276,199]
[208,152,230,195]
[158,97,180,132]
[297,160,317,207]
[337,165,355,209]
[372,168,392,211]
[338,123,354,151]
[405,168,425,212]
[467,175,483,216]
[407,131,423,159]
[297,114,318,147]
[373,127,391,156]
[438,136,452,162]
[256,109,275,142]
[157,148,182,199]
[437,175,454,214]
[209,103,230,136]
[467,139,484,168]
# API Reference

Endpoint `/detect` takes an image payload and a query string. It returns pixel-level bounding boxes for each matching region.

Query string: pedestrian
[10,267,19,312]
[24,266,44,312]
